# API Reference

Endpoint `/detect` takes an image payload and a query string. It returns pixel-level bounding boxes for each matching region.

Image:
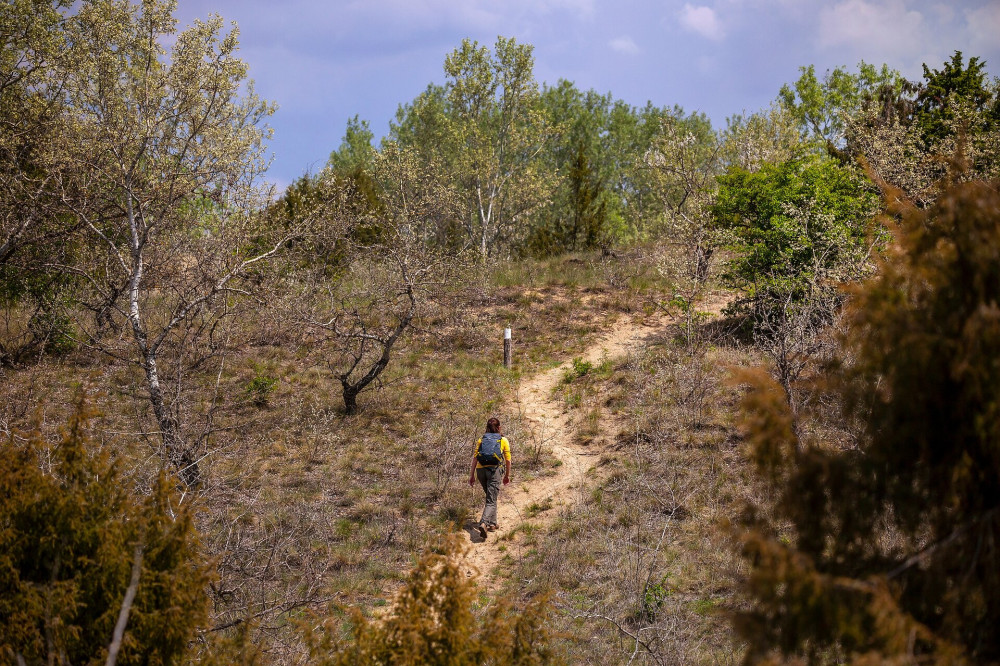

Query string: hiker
[468,417,511,539]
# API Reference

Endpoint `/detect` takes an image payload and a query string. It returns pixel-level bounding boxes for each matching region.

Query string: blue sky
[174,0,1000,189]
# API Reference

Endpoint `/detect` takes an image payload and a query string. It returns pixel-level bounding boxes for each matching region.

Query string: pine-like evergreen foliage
[0,396,210,664]
[915,52,1000,146]
[735,174,1000,663]
[307,536,559,665]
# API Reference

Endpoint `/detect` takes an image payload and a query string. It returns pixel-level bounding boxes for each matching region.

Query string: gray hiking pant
[477,465,504,526]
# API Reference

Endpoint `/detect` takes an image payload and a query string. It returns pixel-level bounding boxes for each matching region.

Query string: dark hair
[486,417,501,434]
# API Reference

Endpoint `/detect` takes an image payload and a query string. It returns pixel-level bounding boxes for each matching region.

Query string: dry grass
[0,250,680,660]
[501,322,767,664]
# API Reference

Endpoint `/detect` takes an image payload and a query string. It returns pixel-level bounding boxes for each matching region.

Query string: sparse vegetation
[2,2,997,662]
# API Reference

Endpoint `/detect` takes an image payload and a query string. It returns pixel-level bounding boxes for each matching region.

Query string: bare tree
[646,117,723,348]
[311,247,422,416]
[301,144,456,415]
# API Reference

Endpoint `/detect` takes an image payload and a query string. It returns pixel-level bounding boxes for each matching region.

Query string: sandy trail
[463,312,674,578]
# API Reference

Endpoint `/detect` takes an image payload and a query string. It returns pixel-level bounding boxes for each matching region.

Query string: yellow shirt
[474,435,511,469]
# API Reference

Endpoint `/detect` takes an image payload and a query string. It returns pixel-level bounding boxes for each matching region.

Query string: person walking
[468,417,511,540]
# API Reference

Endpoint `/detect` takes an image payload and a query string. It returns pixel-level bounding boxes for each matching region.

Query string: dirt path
[462,312,676,578]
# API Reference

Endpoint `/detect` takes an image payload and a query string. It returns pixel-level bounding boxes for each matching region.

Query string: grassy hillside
[4,248,765,661]
[507,322,761,663]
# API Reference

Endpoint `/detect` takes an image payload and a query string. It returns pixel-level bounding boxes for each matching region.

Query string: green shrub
[562,357,593,383]
[641,576,673,621]
[245,368,279,407]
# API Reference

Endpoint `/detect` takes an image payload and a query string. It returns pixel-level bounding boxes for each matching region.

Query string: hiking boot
[477,522,488,539]
[486,524,498,532]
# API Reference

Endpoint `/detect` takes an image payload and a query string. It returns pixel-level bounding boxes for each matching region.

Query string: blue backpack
[477,432,504,466]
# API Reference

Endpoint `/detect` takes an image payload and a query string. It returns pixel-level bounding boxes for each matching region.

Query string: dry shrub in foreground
[0,395,210,665]
[736,177,1000,663]
[304,536,559,665]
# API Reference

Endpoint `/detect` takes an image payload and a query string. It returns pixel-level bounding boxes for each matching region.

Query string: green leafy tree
[394,37,550,258]
[530,82,701,253]
[609,101,683,239]
[0,0,84,366]
[712,154,879,314]
[563,138,609,250]
[720,103,803,173]
[712,155,881,410]
[779,62,904,157]
[327,114,376,175]
[527,80,610,254]
[0,395,210,665]
[0,0,71,272]
[735,176,1000,663]
[846,52,1000,207]
[389,83,450,155]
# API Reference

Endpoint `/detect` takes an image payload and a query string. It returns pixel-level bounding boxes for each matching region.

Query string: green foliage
[720,103,802,173]
[327,48,715,257]
[735,177,1000,662]
[641,576,672,621]
[915,51,1000,146]
[27,303,76,355]
[779,61,904,154]
[390,36,550,257]
[527,83,708,255]
[390,83,450,156]
[0,0,82,326]
[306,536,559,664]
[528,137,609,255]
[712,154,880,320]
[328,115,376,175]
[0,263,79,366]
[562,357,593,383]
[245,366,278,407]
[0,395,210,664]
[269,171,378,267]
[839,52,999,208]
[528,82,618,254]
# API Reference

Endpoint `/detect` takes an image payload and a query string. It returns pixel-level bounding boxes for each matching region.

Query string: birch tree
[52,0,284,486]
[439,37,550,257]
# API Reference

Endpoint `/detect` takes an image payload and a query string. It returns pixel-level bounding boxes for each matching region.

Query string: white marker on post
[503,328,512,368]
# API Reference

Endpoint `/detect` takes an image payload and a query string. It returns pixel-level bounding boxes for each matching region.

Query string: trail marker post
[503,328,512,369]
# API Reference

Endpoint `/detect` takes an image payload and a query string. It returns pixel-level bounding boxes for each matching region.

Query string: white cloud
[609,35,640,55]
[964,3,1000,57]
[679,4,725,40]
[818,0,925,52]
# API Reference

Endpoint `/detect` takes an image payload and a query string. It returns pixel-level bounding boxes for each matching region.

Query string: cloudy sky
[173,0,1000,188]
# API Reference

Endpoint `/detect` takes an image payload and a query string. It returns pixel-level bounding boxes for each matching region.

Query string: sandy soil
[462,312,676,578]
